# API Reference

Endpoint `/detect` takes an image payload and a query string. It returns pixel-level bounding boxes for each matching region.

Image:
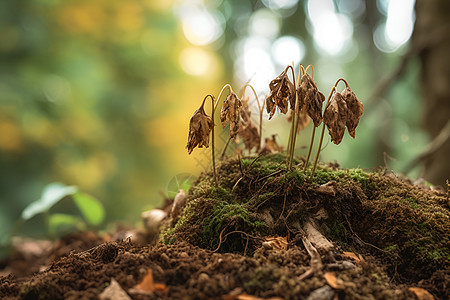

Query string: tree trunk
[413,0,450,187]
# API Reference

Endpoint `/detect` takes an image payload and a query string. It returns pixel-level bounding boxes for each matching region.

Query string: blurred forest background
[1,0,448,241]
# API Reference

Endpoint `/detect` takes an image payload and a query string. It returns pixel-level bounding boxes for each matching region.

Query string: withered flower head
[266,68,295,120]
[238,122,260,152]
[341,86,363,138]
[186,105,214,154]
[297,73,325,127]
[323,92,348,145]
[220,91,242,138]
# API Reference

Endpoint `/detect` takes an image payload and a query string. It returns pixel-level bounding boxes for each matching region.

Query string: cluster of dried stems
[186,64,363,184]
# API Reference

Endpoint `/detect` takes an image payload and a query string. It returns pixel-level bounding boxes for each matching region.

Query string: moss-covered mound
[162,153,449,298]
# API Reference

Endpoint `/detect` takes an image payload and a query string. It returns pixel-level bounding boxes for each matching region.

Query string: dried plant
[298,72,325,127]
[238,122,260,152]
[323,92,348,145]
[220,91,242,138]
[186,101,214,154]
[266,66,296,120]
[186,94,217,183]
[310,79,363,180]
[342,87,364,138]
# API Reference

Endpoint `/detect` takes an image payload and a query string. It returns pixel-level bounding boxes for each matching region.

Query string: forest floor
[0,154,449,299]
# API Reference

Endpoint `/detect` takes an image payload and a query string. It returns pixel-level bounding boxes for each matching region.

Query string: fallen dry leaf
[186,104,214,154]
[323,92,348,145]
[297,73,325,127]
[408,287,434,300]
[259,135,283,155]
[133,269,168,294]
[324,272,345,290]
[266,67,295,119]
[342,251,364,263]
[341,86,363,138]
[220,91,243,138]
[262,236,288,250]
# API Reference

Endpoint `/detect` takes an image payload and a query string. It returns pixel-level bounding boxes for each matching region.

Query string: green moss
[201,201,266,250]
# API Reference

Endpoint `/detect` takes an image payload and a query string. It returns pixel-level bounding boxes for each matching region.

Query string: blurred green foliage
[0,0,426,238]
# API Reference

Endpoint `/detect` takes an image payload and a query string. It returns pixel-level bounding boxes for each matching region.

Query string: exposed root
[298,236,323,281]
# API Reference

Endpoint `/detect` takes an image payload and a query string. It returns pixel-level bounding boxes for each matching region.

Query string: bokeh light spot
[272,35,305,67]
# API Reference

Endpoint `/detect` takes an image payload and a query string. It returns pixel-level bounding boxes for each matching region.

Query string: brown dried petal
[266,70,295,119]
[323,92,348,145]
[220,91,242,138]
[186,105,213,154]
[298,73,325,127]
[238,121,260,152]
[341,87,363,138]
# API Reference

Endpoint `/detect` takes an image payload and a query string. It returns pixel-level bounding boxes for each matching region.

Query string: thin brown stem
[202,94,217,185]
[214,84,233,111]
[221,136,233,159]
[303,66,316,171]
[304,126,316,171]
[288,64,304,169]
[310,87,337,181]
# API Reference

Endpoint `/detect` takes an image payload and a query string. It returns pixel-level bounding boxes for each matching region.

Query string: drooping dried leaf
[259,135,283,155]
[186,105,214,154]
[240,98,251,124]
[262,236,288,250]
[220,91,243,138]
[287,108,311,134]
[324,272,345,290]
[323,92,348,145]
[238,122,260,152]
[408,287,434,300]
[297,73,326,127]
[341,86,363,138]
[266,69,295,119]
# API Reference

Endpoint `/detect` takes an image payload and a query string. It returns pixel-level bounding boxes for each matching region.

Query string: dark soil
[1,154,449,299]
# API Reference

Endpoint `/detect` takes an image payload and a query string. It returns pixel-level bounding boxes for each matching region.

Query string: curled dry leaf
[323,92,348,145]
[341,86,363,138]
[266,68,295,119]
[220,91,242,138]
[342,251,364,263]
[324,272,345,290]
[134,269,168,294]
[262,236,288,250]
[297,73,325,127]
[408,287,434,300]
[186,105,213,154]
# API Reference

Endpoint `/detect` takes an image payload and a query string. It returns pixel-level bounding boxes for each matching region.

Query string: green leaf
[48,213,85,235]
[22,182,78,220]
[73,192,105,226]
